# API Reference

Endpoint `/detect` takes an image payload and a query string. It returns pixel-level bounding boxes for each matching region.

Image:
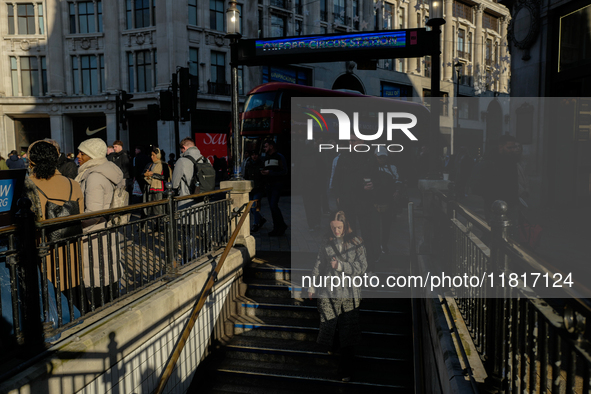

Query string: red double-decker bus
[240,82,430,161]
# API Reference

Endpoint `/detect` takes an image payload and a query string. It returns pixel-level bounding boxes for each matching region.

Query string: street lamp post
[426,0,445,178]
[454,61,462,155]
[226,1,243,180]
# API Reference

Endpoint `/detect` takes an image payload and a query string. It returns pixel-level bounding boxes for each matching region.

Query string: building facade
[504,0,591,207]
[0,0,510,158]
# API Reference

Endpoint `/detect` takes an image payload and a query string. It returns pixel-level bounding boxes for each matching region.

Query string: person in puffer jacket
[75,138,124,308]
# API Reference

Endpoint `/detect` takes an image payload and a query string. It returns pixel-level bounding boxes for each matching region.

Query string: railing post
[164,182,179,278]
[485,200,511,393]
[15,197,45,351]
[220,180,253,246]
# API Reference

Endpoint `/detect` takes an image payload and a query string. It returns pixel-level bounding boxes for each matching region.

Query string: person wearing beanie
[75,137,125,306]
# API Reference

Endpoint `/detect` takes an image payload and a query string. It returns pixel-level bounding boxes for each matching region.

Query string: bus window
[243,92,276,112]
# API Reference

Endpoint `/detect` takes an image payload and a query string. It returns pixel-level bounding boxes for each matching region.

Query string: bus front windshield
[243,92,277,113]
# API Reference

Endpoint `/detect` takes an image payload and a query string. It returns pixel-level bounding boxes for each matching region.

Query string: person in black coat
[133,145,151,200]
[6,150,26,169]
[43,139,78,179]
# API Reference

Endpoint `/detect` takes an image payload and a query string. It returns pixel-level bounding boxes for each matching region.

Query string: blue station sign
[235,28,432,67]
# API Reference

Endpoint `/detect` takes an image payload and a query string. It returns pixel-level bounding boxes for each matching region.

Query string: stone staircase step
[212,359,413,393]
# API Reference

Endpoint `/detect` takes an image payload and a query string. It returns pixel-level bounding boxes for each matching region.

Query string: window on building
[189,0,197,25]
[485,39,493,66]
[8,5,15,34]
[559,3,591,72]
[424,56,431,77]
[457,29,465,58]
[398,12,404,29]
[189,48,199,79]
[126,0,155,30]
[295,19,303,35]
[210,0,224,30]
[211,51,226,84]
[397,58,404,72]
[466,32,472,61]
[334,0,346,25]
[69,1,103,34]
[237,4,243,35]
[72,54,104,95]
[380,82,411,99]
[127,50,156,93]
[38,3,44,34]
[18,4,35,34]
[10,56,47,96]
[271,14,286,37]
[295,0,302,15]
[320,0,327,21]
[8,3,46,35]
[453,1,473,23]
[270,0,286,7]
[136,50,153,92]
[383,2,393,29]
[483,12,498,32]
[423,89,448,115]
[262,65,311,85]
[353,0,359,29]
[321,25,327,34]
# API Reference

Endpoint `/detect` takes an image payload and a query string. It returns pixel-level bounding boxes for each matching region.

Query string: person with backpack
[143,146,171,217]
[26,140,85,313]
[172,137,215,209]
[75,138,124,306]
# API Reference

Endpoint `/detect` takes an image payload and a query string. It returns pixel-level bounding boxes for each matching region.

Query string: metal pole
[230,38,243,180]
[486,199,511,393]
[172,72,180,160]
[15,198,46,350]
[427,21,444,178]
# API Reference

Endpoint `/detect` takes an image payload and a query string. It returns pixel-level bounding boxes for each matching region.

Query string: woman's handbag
[35,180,83,242]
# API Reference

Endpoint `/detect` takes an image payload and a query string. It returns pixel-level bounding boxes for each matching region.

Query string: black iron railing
[0,185,231,357]
[207,81,231,96]
[429,186,591,393]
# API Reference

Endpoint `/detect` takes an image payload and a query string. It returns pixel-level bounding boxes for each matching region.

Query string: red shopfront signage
[193,133,228,164]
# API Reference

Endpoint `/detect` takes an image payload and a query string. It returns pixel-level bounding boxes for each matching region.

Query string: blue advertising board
[0,169,26,227]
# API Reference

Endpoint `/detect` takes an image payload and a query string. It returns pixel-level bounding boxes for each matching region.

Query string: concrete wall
[0,237,255,394]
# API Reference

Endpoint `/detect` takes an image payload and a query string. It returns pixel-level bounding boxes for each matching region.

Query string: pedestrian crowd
[0,136,229,322]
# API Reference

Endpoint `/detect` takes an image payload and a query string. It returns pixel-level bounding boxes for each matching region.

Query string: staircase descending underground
[193,251,415,393]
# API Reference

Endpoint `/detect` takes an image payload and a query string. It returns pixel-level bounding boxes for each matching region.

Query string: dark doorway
[332,74,365,94]
[128,112,158,152]
[14,118,51,152]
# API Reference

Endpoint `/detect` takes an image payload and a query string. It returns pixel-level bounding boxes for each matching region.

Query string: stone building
[0,0,510,157]
[503,0,591,207]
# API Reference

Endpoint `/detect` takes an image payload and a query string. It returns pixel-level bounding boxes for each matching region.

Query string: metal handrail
[153,201,253,394]
[35,188,232,228]
[433,188,591,306]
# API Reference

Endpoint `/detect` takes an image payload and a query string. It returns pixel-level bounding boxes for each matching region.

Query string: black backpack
[35,179,83,243]
[184,156,216,194]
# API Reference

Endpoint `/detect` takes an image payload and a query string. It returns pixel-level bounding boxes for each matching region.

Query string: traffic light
[119,90,134,129]
[179,68,191,122]
[147,104,161,123]
[159,91,174,121]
